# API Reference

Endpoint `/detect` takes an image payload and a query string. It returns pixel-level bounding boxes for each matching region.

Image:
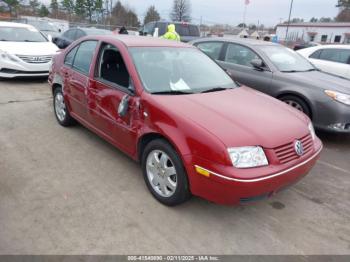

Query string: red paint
[49,36,322,205]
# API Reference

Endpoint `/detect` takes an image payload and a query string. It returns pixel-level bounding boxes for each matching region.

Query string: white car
[0,22,59,78]
[297,45,350,80]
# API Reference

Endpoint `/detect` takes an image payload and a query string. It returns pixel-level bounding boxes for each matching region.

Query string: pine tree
[144,5,160,25]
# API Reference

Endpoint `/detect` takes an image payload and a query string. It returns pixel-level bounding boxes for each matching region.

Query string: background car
[53,27,112,49]
[293,42,320,51]
[0,21,58,78]
[49,35,321,206]
[298,44,350,80]
[191,38,350,133]
[27,20,61,40]
[140,21,200,42]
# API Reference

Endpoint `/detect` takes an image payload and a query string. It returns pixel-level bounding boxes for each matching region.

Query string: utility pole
[285,0,294,42]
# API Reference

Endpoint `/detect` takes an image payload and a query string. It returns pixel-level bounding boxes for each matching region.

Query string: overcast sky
[42,0,340,26]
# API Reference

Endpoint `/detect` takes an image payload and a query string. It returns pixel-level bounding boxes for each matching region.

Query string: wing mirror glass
[118,95,130,117]
[251,59,265,70]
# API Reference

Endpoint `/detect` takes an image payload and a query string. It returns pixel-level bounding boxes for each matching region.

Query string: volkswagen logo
[294,140,304,156]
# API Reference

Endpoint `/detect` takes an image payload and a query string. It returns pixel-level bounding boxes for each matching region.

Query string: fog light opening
[328,123,350,131]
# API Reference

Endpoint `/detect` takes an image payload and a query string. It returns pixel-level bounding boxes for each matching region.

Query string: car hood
[151,86,309,149]
[278,70,350,94]
[0,41,59,55]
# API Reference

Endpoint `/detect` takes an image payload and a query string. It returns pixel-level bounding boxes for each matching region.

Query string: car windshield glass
[130,47,237,94]
[260,45,314,72]
[0,27,47,42]
[29,21,57,32]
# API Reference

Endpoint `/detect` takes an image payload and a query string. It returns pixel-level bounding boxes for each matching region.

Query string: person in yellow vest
[160,24,181,41]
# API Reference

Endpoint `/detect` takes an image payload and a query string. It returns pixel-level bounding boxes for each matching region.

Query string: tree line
[1,0,192,28]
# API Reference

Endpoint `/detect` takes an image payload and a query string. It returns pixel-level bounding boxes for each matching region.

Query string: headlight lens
[228,146,268,168]
[325,90,350,106]
[0,49,19,62]
[308,122,316,141]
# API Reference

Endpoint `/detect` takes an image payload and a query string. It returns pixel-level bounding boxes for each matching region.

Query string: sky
[42,0,340,27]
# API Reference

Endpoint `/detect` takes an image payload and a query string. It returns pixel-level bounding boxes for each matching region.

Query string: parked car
[0,22,59,78]
[140,21,200,42]
[49,35,322,206]
[298,45,350,80]
[53,27,112,49]
[191,38,350,133]
[293,42,320,51]
[27,20,61,40]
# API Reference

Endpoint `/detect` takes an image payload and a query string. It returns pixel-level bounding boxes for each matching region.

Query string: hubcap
[146,150,177,198]
[283,100,304,112]
[55,92,66,122]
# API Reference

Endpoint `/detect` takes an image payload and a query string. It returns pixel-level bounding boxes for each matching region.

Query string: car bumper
[185,140,322,205]
[314,100,350,133]
[0,60,50,78]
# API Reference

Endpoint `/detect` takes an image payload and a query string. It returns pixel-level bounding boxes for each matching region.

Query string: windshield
[29,21,57,32]
[0,27,48,42]
[260,45,315,72]
[130,47,237,94]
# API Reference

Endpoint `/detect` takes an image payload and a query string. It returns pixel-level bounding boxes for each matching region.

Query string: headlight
[325,90,350,106]
[308,122,316,141]
[228,146,268,168]
[0,49,19,62]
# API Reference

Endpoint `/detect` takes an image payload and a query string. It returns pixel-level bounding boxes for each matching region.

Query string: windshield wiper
[201,87,230,93]
[151,90,193,95]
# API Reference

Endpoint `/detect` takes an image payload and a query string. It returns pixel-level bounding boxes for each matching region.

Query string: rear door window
[319,49,350,64]
[72,41,98,75]
[196,42,224,60]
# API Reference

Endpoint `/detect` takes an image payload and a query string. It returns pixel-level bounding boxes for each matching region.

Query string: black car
[53,27,112,49]
[140,21,200,42]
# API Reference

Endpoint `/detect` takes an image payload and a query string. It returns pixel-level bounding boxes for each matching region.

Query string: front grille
[16,55,52,64]
[273,134,313,164]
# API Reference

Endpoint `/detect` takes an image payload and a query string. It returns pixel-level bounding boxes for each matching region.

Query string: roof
[97,35,192,48]
[277,22,350,28]
[191,37,278,47]
[0,21,36,29]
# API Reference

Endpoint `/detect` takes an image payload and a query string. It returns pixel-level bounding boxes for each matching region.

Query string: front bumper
[185,140,322,205]
[313,99,350,133]
[0,59,50,78]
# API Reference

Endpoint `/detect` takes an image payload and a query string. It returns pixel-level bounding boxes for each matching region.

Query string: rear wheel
[53,86,75,126]
[280,95,311,117]
[142,139,191,206]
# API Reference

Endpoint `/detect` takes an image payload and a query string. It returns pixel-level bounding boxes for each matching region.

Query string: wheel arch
[137,132,185,164]
[276,91,314,120]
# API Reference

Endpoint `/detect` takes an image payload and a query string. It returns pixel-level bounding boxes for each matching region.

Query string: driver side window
[224,44,259,68]
[96,43,131,90]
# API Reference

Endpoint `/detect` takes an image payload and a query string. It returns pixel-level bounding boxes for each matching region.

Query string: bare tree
[170,0,191,22]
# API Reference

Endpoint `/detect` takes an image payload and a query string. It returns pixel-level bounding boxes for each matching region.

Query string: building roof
[97,35,193,48]
[277,22,350,28]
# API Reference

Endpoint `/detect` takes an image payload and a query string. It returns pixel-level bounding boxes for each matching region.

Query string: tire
[53,86,76,126]
[141,139,191,206]
[280,95,311,118]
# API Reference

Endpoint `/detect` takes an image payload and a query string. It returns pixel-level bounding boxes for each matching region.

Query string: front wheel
[142,139,191,206]
[280,95,311,117]
[53,87,76,126]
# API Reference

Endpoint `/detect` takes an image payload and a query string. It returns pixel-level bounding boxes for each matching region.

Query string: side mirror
[139,31,144,36]
[251,59,265,70]
[118,95,130,117]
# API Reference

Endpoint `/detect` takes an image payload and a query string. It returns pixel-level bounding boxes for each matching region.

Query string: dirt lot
[0,79,349,255]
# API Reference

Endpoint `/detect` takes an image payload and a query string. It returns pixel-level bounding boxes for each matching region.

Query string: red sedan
[48,35,323,206]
